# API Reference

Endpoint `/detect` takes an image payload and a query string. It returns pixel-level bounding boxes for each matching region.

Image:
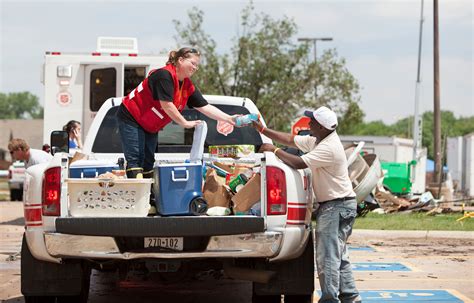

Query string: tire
[24,296,56,303]
[21,234,90,303]
[253,232,315,298]
[284,294,312,303]
[252,293,282,303]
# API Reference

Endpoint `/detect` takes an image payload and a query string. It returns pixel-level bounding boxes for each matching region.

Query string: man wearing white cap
[252,106,361,303]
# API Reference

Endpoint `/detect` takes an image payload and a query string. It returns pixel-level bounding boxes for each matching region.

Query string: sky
[0,0,472,124]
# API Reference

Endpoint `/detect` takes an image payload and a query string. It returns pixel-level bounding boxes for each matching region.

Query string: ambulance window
[124,67,146,96]
[90,68,117,111]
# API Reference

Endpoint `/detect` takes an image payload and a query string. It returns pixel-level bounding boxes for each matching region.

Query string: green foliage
[344,110,474,159]
[0,92,43,119]
[173,3,361,131]
[353,212,474,231]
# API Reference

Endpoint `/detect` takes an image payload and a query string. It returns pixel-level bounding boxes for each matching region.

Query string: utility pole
[413,0,424,164]
[297,37,333,100]
[433,0,442,184]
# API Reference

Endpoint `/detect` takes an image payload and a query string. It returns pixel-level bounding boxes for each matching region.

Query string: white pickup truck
[21,96,315,303]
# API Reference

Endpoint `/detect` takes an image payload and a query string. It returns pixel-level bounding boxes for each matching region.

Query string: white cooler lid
[70,159,118,168]
[189,121,208,162]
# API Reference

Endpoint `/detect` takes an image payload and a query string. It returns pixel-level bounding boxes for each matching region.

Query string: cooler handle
[171,169,189,182]
[81,168,98,178]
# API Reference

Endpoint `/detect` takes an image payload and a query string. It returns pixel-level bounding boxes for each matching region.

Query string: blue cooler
[154,122,208,216]
[70,160,119,178]
[154,162,204,215]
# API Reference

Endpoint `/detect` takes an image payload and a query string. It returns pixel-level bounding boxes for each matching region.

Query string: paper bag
[203,168,233,208]
[231,173,261,213]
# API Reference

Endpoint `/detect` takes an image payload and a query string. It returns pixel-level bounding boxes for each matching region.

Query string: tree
[0,92,43,119]
[173,3,361,131]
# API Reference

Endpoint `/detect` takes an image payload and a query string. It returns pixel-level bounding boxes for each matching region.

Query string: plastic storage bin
[70,159,118,178]
[153,122,208,216]
[67,178,153,217]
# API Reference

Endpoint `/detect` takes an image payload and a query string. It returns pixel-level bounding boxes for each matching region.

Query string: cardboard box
[203,168,233,208]
[231,173,261,213]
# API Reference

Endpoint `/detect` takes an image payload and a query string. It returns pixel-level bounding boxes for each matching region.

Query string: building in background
[447,133,474,197]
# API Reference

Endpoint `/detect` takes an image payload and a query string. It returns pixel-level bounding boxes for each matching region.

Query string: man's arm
[259,143,307,170]
[252,121,298,149]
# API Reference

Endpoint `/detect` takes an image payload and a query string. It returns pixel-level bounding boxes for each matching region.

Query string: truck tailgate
[55,216,264,237]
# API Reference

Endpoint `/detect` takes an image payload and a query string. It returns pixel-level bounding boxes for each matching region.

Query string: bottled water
[235,113,260,127]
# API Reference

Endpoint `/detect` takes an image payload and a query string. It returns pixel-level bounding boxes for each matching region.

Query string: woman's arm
[195,104,236,125]
[160,101,201,128]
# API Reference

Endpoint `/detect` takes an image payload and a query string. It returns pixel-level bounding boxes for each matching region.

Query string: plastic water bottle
[235,113,260,127]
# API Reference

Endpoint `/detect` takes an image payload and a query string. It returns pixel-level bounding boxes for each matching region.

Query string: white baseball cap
[304,106,338,130]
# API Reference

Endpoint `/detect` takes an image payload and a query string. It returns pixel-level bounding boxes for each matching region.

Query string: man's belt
[319,196,356,204]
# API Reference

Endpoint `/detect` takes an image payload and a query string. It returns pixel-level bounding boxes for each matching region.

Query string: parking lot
[1,201,473,303]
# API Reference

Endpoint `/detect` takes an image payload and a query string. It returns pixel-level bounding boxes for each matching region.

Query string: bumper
[44,231,283,259]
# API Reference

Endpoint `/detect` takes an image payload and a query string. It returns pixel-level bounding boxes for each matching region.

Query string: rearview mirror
[50,130,69,155]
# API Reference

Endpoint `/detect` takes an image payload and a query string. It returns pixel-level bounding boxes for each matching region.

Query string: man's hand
[259,143,276,153]
[251,120,265,133]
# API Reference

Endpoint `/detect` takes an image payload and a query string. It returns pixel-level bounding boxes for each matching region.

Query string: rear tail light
[42,167,61,216]
[266,166,287,215]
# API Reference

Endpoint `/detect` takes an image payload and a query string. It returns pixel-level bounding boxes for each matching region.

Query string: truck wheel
[21,234,90,303]
[24,296,56,303]
[284,294,312,303]
[251,293,281,303]
[253,231,315,299]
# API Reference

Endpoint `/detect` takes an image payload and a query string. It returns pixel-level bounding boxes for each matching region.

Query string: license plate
[144,237,183,251]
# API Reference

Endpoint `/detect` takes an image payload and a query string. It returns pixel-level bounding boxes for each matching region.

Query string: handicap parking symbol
[360,290,464,302]
[352,262,411,271]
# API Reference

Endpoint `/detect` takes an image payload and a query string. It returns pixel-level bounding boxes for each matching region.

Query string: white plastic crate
[67,178,152,217]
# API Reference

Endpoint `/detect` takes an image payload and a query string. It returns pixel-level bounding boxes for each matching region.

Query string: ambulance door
[84,64,124,136]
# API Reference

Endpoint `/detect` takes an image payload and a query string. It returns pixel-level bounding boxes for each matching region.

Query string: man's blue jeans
[315,199,360,303]
[117,117,158,173]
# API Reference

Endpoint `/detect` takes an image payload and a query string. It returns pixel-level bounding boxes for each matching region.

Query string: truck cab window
[90,68,117,111]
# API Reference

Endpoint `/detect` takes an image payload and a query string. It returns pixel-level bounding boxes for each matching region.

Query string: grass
[354,212,474,231]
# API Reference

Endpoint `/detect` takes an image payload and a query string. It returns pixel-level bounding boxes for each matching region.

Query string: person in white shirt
[8,138,53,168]
[252,106,361,303]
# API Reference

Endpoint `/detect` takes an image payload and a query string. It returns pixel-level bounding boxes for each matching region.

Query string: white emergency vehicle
[41,37,167,141]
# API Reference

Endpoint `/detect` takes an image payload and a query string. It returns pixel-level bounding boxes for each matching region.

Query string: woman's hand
[259,143,276,153]
[73,128,83,148]
[183,120,203,129]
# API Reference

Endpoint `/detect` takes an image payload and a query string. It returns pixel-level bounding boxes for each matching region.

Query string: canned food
[229,174,248,193]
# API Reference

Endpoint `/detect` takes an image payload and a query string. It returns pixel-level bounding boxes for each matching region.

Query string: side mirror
[50,130,69,155]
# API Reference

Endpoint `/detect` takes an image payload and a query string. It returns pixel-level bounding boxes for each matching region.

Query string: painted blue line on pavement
[352,262,411,271]
[358,290,463,302]
[348,246,375,252]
